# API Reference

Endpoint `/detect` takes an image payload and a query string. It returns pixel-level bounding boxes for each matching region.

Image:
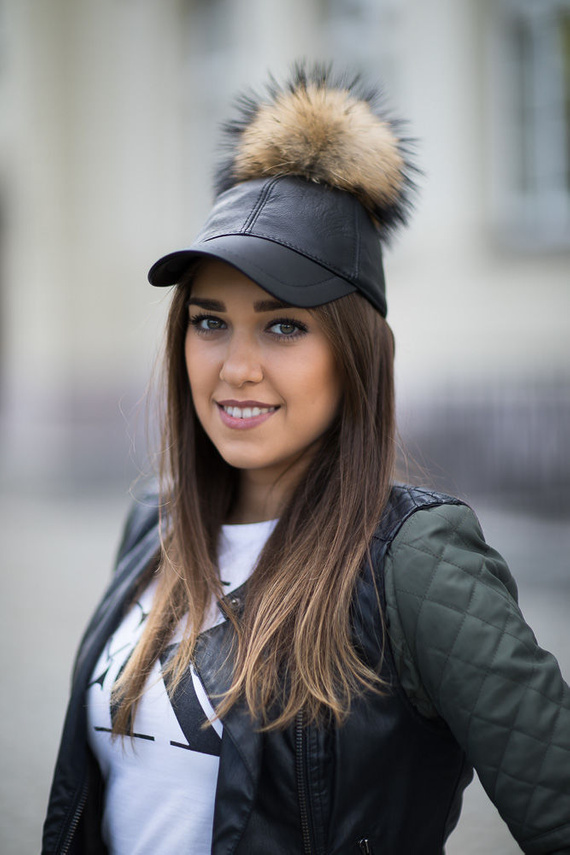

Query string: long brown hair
[113,278,396,733]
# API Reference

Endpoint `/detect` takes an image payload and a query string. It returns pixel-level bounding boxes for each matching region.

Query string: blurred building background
[0,0,569,504]
[0,1,569,853]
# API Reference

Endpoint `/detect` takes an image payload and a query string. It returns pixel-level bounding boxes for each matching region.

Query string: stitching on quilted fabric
[439,560,491,750]
[389,504,482,556]
[481,761,565,790]
[480,761,570,808]
[378,493,465,719]
[389,508,525,728]
[525,818,570,844]
[394,584,543,656]
[394,541,517,613]
[445,705,563,758]
[422,505,488,553]
[390,592,566,750]
[414,622,570,822]
[387,497,570,838]
[520,672,566,829]
[393,511,535,797]
[372,487,462,547]
[430,702,570,823]
[393,540,513,605]
[401,508,472,707]
[409,634,568,709]
[491,613,542,826]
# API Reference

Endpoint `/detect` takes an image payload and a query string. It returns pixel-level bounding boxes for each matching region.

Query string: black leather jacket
[42,486,570,854]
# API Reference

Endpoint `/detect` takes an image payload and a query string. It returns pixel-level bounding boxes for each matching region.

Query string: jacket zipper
[358,839,374,854]
[295,710,314,855]
[59,780,88,855]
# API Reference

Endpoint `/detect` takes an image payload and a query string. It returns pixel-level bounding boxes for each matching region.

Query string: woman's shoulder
[384,487,518,602]
[376,484,479,561]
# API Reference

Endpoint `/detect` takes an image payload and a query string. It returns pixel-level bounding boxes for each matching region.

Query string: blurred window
[498,0,570,245]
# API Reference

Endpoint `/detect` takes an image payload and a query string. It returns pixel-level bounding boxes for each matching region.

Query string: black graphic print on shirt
[88,595,222,757]
[160,646,222,756]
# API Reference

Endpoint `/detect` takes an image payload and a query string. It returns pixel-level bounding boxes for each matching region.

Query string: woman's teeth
[222,405,276,419]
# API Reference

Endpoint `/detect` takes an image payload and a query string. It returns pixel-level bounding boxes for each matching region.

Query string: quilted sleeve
[385,503,570,854]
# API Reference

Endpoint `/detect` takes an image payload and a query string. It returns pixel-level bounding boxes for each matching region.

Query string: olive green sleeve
[384,502,570,854]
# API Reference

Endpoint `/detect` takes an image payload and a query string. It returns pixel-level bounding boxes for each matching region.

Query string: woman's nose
[219,335,263,387]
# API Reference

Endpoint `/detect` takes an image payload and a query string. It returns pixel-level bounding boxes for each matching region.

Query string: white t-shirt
[87,518,277,855]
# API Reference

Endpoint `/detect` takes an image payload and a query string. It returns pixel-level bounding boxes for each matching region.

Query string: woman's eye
[268,320,307,337]
[190,314,225,332]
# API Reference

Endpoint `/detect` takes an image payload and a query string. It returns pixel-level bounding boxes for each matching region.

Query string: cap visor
[148,234,356,307]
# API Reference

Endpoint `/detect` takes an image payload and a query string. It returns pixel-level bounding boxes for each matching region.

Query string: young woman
[43,66,570,855]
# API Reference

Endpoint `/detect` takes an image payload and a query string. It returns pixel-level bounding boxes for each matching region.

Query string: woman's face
[185,260,341,489]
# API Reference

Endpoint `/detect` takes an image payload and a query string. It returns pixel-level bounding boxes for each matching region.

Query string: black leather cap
[148,175,387,316]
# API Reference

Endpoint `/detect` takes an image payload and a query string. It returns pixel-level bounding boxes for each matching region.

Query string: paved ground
[1,489,568,854]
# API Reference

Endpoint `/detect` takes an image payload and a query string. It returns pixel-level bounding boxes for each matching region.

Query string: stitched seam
[490,614,542,821]
[433,567,479,715]
[389,504,483,557]
[447,704,569,760]
[385,577,438,719]
[524,818,570,843]
[401,508,469,706]
[392,539,515,605]
[376,491,468,720]
[467,602,534,797]
[352,201,361,280]
[395,586,549,657]
[374,493,465,548]
[478,762,569,790]
[409,637,566,708]
[395,508,514,798]
[241,180,276,232]
[474,761,570,811]
[520,673,565,829]
[205,229,358,282]
[386,492,570,834]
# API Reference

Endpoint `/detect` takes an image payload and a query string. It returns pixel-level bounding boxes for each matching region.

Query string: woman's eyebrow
[253,299,292,312]
[188,298,225,311]
[188,297,293,312]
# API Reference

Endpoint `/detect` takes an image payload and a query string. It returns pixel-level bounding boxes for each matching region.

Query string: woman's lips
[216,401,279,430]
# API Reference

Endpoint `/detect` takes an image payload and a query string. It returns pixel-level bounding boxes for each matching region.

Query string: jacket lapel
[193,618,263,854]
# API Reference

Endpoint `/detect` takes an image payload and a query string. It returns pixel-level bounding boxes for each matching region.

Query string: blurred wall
[0,0,568,503]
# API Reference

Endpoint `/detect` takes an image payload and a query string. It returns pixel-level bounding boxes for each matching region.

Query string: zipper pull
[358,839,373,855]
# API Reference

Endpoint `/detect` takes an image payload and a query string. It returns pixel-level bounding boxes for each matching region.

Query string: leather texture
[41,485,570,854]
[147,176,388,315]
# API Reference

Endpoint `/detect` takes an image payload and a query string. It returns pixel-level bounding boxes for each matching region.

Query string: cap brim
[147,234,356,307]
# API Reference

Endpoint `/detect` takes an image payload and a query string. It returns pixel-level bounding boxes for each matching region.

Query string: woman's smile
[216,399,280,429]
[184,260,341,489]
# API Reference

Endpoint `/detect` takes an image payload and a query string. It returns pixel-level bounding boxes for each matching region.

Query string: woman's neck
[227,478,283,524]
[229,460,308,524]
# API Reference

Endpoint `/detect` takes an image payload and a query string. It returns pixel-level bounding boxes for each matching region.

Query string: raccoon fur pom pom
[215,63,418,237]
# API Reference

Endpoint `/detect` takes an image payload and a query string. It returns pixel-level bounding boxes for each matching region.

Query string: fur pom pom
[215,63,418,237]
